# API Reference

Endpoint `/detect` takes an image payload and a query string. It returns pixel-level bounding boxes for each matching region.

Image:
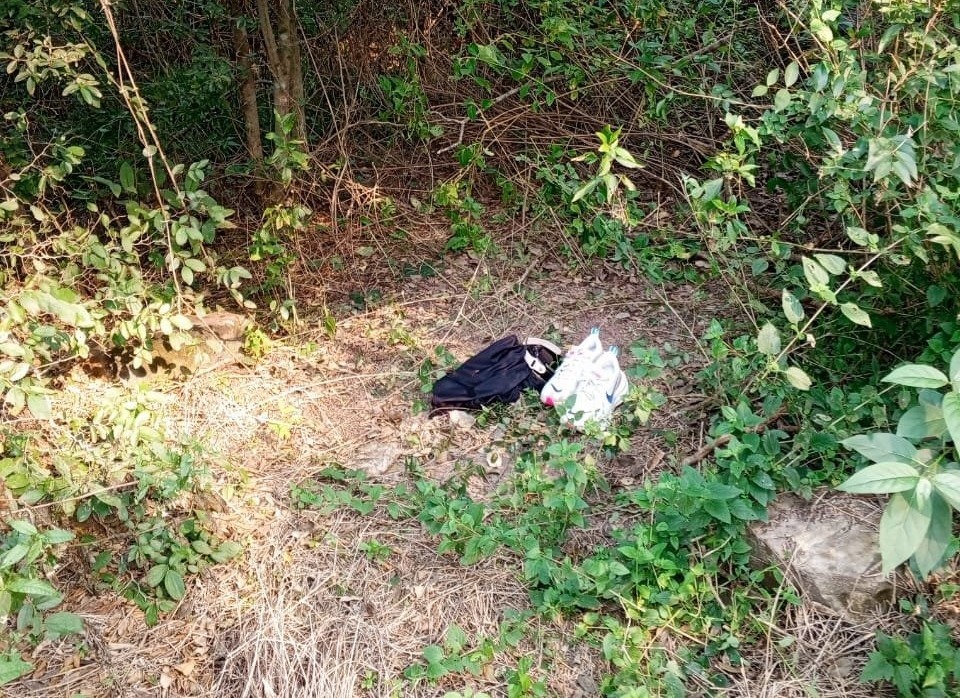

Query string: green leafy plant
[403,625,493,683]
[571,126,642,204]
[0,520,81,686]
[838,348,960,577]
[506,655,547,698]
[120,516,241,626]
[861,619,960,697]
[433,182,492,253]
[358,538,394,563]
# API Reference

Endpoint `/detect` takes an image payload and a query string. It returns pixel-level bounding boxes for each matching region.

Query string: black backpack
[430,335,562,414]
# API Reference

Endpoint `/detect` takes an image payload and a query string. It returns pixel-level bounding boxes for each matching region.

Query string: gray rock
[748,491,893,620]
[352,440,403,476]
[448,410,477,430]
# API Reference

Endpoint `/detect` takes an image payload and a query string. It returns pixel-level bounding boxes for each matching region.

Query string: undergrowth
[4,0,960,694]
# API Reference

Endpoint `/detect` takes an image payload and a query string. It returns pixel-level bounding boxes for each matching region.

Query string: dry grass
[207,511,529,698]
[721,603,896,698]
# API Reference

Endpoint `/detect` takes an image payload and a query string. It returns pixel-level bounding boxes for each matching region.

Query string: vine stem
[97,0,184,306]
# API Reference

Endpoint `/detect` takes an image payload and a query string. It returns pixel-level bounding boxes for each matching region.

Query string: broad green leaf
[866,139,891,181]
[942,392,960,445]
[773,88,792,112]
[7,577,57,597]
[210,541,242,563]
[877,23,903,53]
[119,161,135,193]
[841,433,917,464]
[701,178,723,201]
[896,404,946,441]
[163,568,185,600]
[821,9,841,21]
[144,564,168,588]
[26,394,51,420]
[571,178,599,202]
[608,560,631,575]
[752,84,768,97]
[911,494,953,578]
[801,256,829,287]
[811,18,833,42]
[766,68,779,86]
[814,253,846,275]
[879,491,932,575]
[837,462,920,494]
[603,173,618,202]
[7,519,38,536]
[919,389,943,407]
[0,654,33,685]
[846,226,873,246]
[928,284,948,308]
[756,322,781,356]
[950,347,960,391]
[191,539,213,555]
[784,62,800,87]
[426,662,448,680]
[44,611,84,636]
[8,363,29,382]
[913,477,933,508]
[782,289,805,324]
[891,159,914,187]
[170,314,193,331]
[42,528,74,545]
[703,498,731,523]
[0,543,29,568]
[891,136,917,184]
[784,366,811,390]
[882,364,949,389]
[422,644,445,665]
[613,147,642,168]
[931,472,960,510]
[822,127,841,152]
[444,624,468,653]
[0,341,25,358]
[840,303,871,327]
[859,270,882,288]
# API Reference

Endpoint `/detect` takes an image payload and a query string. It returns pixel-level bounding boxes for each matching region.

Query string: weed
[403,625,494,683]
[358,539,394,563]
[505,655,548,697]
[433,182,493,254]
[242,326,272,359]
[861,616,960,697]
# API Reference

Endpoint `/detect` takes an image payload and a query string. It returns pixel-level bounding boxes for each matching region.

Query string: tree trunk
[229,6,263,162]
[256,0,305,142]
[277,0,305,141]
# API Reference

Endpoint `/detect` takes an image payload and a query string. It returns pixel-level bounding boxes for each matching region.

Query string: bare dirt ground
[4,226,907,698]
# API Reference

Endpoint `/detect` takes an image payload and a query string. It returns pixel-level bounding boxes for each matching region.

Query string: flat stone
[351,441,403,476]
[448,410,477,430]
[748,491,893,621]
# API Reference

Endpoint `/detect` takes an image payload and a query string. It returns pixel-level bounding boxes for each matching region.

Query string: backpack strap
[523,337,562,376]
